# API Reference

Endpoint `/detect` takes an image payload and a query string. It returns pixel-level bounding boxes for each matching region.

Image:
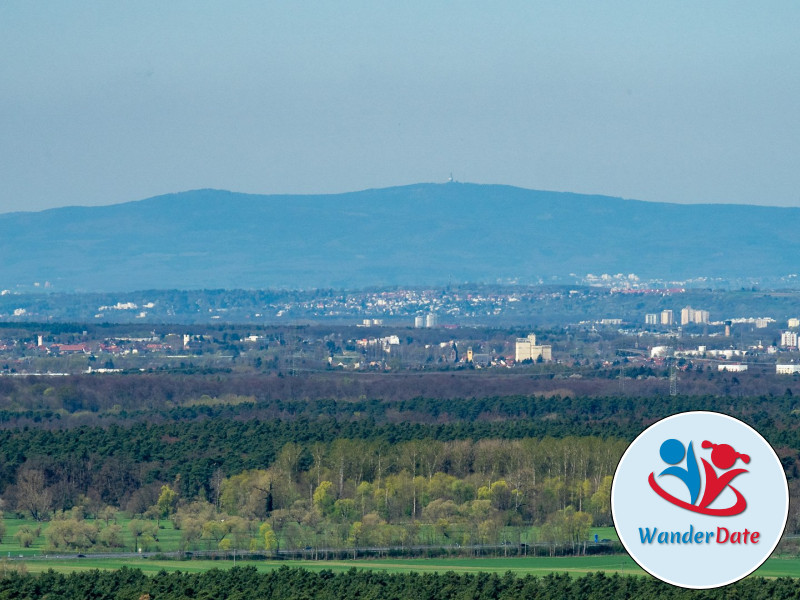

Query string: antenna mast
[669,365,678,396]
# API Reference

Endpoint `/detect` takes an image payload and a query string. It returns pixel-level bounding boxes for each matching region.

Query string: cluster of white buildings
[672,346,747,360]
[355,335,400,352]
[359,319,384,327]
[645,306,710,326]
[680,306,710,325]
[645,311,671,325]
[657,336,800,376]
[414,314,437,328]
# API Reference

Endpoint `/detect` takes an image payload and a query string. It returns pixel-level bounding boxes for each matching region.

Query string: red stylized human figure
[698,441,750,509]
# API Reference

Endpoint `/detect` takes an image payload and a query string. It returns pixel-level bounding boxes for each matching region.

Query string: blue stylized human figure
[659,439,701,505]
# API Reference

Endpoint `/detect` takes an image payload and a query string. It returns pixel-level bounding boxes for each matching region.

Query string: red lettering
[716,527,729,543]
[715,527,760,544]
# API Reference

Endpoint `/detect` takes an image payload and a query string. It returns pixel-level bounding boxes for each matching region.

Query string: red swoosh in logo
[648,472,747,516]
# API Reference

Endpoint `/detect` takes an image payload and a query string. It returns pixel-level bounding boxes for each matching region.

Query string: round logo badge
[611,411,788,589]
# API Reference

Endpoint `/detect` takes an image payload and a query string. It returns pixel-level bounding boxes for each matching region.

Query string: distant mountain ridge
[0,183,797,291]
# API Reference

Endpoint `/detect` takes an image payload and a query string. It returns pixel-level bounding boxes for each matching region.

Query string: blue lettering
[639,527,658,543]
[681,525,694,543]
[637,526,721,544]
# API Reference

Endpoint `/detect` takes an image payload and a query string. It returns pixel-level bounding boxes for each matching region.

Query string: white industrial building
[515,333,552,362]
[650,345,673,358]
[718,364,748,372]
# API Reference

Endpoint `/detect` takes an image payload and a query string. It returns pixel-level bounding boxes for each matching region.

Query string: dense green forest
[2,389,800,506]
[2,432,622,554]
[0,371,799,555]
[1,566,799,599]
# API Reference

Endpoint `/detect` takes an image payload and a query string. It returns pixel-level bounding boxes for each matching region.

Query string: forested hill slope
[1,183,797,291]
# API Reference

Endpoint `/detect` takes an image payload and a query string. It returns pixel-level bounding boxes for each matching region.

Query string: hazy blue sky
[2,2,799,213]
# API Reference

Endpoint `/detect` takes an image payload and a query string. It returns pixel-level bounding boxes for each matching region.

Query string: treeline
[198,436,617,554]
[1,400,800,511]
[1,411,799,505]
[5,431,800,555]
[0,420,634,503]
[2,437,624,553]
[0,566,799,600]
[2,379,800,553]
[2,372,800,426]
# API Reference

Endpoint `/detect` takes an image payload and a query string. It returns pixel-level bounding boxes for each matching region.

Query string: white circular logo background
[612,411,788,589]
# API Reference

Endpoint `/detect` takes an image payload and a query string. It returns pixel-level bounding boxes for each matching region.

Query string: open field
[7,553,798,579]
[0,515,620,557]
[2,555,646,576]
[0,516,184,556]
[8,517,797,581]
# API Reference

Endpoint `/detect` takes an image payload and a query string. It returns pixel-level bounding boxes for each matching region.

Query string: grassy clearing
[14,555,645,576]
[0,514,619,557]
[752,556,800,578]
[1,516,185,556]
[11,553,800,579]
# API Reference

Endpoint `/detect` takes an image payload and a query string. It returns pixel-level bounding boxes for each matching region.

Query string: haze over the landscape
[6,6,800,595]
[2,2,799,214]
[1,184,798,292]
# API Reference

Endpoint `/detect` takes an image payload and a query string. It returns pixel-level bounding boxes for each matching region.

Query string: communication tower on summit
[669,365,678,396]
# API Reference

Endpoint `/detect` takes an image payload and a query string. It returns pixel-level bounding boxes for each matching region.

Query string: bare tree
[16,469,52,522]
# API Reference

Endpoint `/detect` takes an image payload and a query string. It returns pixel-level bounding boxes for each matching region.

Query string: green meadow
[5,517,796,581]
[1,555,646,577]
[0,516,184,557]
[7,553,799,580]
[0,516,619,557]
